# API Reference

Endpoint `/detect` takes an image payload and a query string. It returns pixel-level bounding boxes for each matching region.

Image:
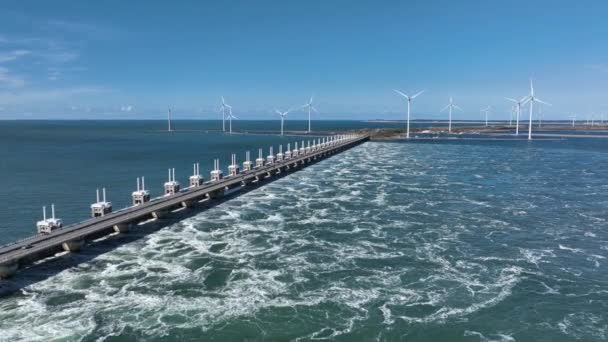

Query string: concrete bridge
[0,134,369,278]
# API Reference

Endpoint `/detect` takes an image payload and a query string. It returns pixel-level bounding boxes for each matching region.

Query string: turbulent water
[1,124,608,340]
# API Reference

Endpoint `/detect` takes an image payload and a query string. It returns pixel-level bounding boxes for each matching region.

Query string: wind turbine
[523,79,551,140]
[220,97,232,132]
[481,106,491,127]
[301,96,317,133]
[440,96,462,133]
[276,109,290,136]
[570,114,577,127]
[226,107,237,134]
[505,96,528,136]
[167,108,172,132]
[394,89,425,138]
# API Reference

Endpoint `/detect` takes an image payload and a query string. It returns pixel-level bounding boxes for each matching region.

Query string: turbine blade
[309,95,314,104]
[275,109,281,115]
[453,105,463,111]
[536,99,552,106]
[311,106,318,113]
[394,89,408,98]
[505,97,518,103]
[411,90,425,99]
[440,104,450,112]
[530,79,534,95]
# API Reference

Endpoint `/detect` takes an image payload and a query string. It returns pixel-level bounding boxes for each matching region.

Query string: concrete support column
[152,210,168,219]
[62,239,84,252]
[181,200,194,208]
[113,223,130,233]
[0,260,18,279]
[207,190,224,199]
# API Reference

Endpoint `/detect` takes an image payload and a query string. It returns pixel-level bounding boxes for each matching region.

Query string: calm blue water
[0,121,607,341]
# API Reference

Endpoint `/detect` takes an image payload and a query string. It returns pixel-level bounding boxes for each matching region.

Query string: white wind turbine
[570,114,577,127]
[301,96,317,133]
[226,107,237,134]
[481,106,491,127]
[220,97,232,132]
[167,108,173,132]
[276,109,291,136]
[505,95,529,136]
[394,89,425,138]
[523,79,551,140]
[440,96,462,133]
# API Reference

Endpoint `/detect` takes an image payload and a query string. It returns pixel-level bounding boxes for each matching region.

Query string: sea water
[0,121,606,341]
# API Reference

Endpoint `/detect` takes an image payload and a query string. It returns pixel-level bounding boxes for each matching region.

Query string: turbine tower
[220,97,232,132]
[570,114,577,127]
[301,96,317,133]
[394,89,424,139]
[441,96,462,133]
[276,109,290,136]
[523,79,551,140]
[226,107,237,134]
[481,106,491,127]
[167,108,172,132]
[505,96,528,136]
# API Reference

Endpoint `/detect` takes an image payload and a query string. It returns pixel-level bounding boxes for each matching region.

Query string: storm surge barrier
[0,134,369,278]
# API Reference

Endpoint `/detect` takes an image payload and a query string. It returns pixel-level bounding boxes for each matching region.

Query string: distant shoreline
[353,124,608,140]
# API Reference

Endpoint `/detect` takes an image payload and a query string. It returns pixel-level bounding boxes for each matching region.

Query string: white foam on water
[396,266,523,324]
[557,312,607,340]
[519,248,555,267]
[2,142,608,340]
[464,330,515,342]
[558,244,584,254]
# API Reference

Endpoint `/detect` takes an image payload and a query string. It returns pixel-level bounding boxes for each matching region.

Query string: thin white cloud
[1,36,80,65]
[0,49,31,63]
[0,67,26,88]
[0,86,107,105]
[0,34,87,94]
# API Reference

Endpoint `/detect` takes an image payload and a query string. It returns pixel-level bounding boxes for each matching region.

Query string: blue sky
[0,0,607,120]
